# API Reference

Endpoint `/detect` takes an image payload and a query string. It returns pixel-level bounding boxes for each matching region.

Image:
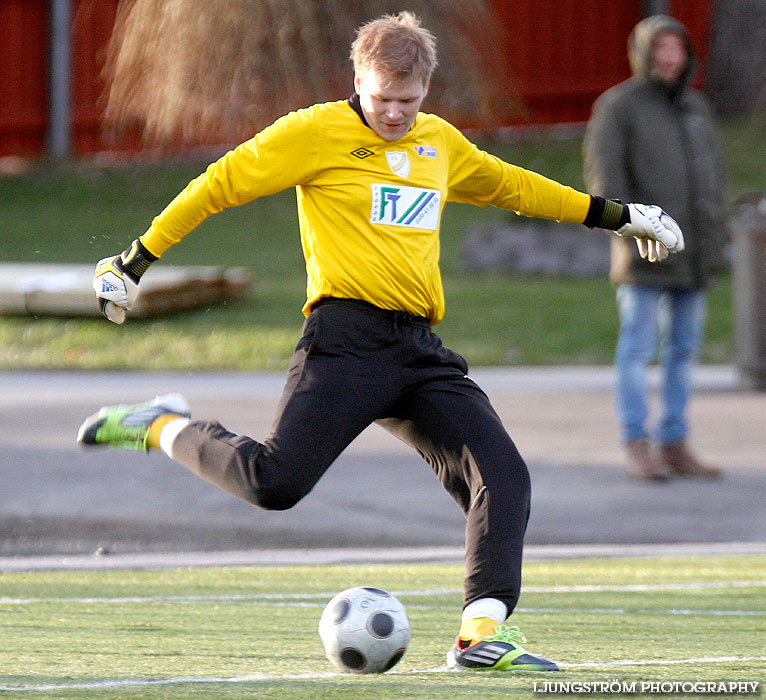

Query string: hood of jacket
[628,14,695,92]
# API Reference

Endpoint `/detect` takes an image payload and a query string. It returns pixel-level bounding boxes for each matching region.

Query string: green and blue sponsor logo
[370,183,440,230]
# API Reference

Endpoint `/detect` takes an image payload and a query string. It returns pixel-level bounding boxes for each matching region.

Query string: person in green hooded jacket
[584,14,727,480]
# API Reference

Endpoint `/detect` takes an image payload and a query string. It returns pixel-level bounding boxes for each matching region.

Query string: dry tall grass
[102,0,520,145]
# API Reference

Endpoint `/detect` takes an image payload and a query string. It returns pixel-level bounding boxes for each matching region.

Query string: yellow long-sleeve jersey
[140,99,591,324]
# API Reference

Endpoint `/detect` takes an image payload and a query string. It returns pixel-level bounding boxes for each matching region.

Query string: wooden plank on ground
[0,264,252,318]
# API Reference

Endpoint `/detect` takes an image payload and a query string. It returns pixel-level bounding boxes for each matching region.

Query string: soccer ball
[318,586,410,674]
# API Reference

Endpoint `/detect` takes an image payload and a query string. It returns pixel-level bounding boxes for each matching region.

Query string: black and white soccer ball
[318,586,410,674]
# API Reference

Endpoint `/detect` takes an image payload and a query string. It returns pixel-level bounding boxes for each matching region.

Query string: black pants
[172,298,531,613]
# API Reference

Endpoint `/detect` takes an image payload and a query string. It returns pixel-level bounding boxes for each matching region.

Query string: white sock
[462,598,508,624]
[159,417,191,459]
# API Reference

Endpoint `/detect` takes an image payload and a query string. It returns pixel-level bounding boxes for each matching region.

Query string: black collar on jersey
[348,92,370,128]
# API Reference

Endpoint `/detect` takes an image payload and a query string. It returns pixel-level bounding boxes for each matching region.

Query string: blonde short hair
[350,11,437,86]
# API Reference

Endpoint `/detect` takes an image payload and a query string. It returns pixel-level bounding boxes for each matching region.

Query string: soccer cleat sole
[446,645,559,672]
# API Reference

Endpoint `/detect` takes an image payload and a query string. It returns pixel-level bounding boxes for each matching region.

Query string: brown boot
[659,441,721,478]
[624,439,671,480]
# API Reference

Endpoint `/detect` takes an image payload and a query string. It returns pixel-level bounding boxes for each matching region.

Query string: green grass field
[1,555,763,699]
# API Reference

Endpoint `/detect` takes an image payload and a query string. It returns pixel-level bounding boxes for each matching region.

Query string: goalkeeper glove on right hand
[617,203,685,262]
[93,239,157,324]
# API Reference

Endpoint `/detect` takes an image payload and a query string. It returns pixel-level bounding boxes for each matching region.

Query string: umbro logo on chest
[351,147,374,159]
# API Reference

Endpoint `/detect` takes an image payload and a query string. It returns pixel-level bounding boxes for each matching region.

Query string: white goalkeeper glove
[92,239,156,324]
[616,203,685,262]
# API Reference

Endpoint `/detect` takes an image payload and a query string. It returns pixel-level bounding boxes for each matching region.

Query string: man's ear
[354,74,362,93]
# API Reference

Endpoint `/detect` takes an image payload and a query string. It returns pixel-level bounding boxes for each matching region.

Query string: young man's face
[651,31,687,83]
[354,71,428,142]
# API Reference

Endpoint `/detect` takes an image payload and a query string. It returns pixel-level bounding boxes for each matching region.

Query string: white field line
[564,655,766,669]
[4,597,761,616]
[524,580,766,593]
[412,606,766,617]
[1,580,763,605]
[516,607,766,616]
[1,657,765,693]
[0,673,339,693]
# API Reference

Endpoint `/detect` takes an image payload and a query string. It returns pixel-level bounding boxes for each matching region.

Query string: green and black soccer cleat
[77,393,190,451]
[447,625,559,671]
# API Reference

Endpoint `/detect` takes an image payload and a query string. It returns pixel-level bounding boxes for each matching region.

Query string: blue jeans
[615,284,707,445]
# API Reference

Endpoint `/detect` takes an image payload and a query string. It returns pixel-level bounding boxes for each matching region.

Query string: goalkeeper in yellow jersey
[78,11,683,671]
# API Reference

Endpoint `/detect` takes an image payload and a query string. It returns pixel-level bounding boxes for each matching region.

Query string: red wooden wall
[487,0,641,124]
[0,0,49,155]
[70,0,121,153]
[0,0,713,157]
